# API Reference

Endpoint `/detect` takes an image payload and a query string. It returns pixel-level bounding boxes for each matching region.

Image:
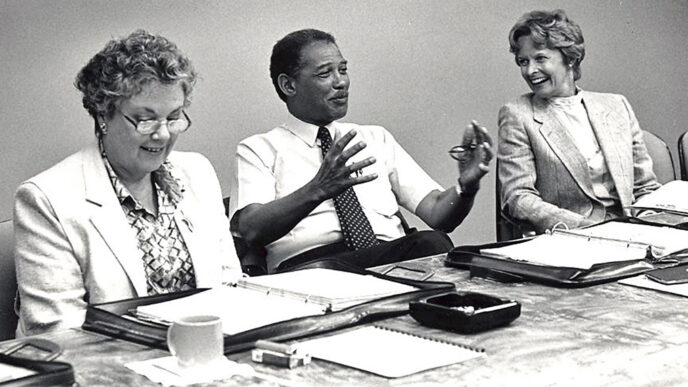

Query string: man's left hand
[456,120,494,196]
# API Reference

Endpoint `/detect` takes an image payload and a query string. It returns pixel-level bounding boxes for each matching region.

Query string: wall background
[1,0,686,246]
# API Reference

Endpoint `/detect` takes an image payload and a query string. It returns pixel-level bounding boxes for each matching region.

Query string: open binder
[446,217,688,287]
[133,268,419,335]
[82,263,455,354]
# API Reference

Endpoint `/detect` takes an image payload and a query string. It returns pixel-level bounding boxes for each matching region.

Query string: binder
[0,354,74,387]
[82,264,455,354]
[298,325,485,378]
[133,269,419,335]
[446,218,688,288]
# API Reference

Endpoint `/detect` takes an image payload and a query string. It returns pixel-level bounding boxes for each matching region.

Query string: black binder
[446,217,688,288]
[0,353,74,387]
[82,263,455,354]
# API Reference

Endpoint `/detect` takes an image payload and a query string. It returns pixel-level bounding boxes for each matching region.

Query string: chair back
[0,219,18,340]
[495,160,535,241]
[642,130,676,184]
[679,131,688,181]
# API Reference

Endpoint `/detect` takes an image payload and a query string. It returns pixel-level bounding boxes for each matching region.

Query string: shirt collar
[100,151,185,208]
[281,114,338,147]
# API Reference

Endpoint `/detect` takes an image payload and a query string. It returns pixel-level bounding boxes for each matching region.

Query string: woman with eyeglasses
[497,10,661,234]
[13,30,242,336]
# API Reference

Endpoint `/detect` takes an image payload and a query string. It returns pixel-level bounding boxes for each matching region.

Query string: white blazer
[14,144,242,336]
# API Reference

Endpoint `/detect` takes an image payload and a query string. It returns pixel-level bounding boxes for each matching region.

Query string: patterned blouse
[101,153,196,295]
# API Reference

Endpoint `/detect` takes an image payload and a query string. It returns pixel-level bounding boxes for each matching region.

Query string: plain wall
[1,0,687,247]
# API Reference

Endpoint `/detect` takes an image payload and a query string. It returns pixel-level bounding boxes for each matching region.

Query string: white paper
[481,233,648,269]
[125,356,254,387]
[136,287,325,335]
[632,180,688,215]
[564,222,688,257]
[237,268,417,310]
[298,326,484,378]
[619,275,688,297]
[0,363,36,383]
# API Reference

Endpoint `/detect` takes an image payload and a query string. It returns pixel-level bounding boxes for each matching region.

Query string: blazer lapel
[533,97,597,199]
[82,145,148,296]
[175,201,215,288]
[582,92,632,209]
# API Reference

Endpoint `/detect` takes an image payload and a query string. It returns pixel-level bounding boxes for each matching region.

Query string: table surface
[2,254,687,387]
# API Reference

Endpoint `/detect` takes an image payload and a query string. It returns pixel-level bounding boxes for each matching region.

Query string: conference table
[2,254,687,386]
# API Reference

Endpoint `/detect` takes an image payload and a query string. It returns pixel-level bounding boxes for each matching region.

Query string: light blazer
[14,144,242,336]
[497,90,660,233]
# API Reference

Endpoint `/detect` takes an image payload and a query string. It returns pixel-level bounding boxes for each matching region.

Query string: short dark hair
[75,29,197,123]
[508,10,585,81]
[270,29,336,102]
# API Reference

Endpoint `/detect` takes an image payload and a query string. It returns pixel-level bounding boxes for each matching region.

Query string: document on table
[136,286,326,335]
[135,268,418,334]
[632,180,688,215]
[481,221,688,269]
[561,222,688,258]
[298,325,485,378]
[0,363,36,383]
[480,232,648,270]
[237,268,417,311]
[619,275,688,297]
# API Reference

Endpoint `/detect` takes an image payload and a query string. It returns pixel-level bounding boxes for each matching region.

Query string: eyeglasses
[121,111,192,135]
[449,144,478,161]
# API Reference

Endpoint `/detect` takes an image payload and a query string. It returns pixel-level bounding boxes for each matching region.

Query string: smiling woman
[496,10,661,234]
[13,30,242,337]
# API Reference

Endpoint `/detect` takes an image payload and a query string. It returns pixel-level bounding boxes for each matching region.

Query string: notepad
[298,325,485,378]
[481,222,688,270]
[135,268,417,335]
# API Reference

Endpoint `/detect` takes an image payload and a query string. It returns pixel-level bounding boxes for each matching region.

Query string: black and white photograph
[0,1,687,385]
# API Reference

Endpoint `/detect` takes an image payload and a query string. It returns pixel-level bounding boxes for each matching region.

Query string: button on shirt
[236,116,442,271]
[102,154,196,295]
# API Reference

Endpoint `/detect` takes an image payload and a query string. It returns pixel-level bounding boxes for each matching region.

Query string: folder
[134,269,419,335]
[447,218,688,287]
[82,265,455,354]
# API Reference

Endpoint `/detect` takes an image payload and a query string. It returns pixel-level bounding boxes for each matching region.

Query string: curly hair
[508,10,585,81]
[270,29,336,102]
[75,29,197,125]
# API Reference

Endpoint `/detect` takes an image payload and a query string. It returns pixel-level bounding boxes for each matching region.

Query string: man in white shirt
[235,29,493,273]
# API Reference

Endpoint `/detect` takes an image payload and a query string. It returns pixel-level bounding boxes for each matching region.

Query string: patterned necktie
[317,127,379,250]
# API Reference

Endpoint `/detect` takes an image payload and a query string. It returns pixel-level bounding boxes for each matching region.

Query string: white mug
[167,315,224,369]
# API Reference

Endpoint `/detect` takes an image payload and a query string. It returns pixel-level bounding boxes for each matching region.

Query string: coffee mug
[167,315,224,369]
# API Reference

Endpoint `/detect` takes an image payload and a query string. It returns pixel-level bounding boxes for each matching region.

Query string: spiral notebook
[298,325,485,378]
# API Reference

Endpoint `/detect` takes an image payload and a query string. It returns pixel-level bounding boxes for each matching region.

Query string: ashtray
[409,291,521,334]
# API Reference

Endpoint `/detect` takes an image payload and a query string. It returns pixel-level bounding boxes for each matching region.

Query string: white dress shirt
[236,115,442,270]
